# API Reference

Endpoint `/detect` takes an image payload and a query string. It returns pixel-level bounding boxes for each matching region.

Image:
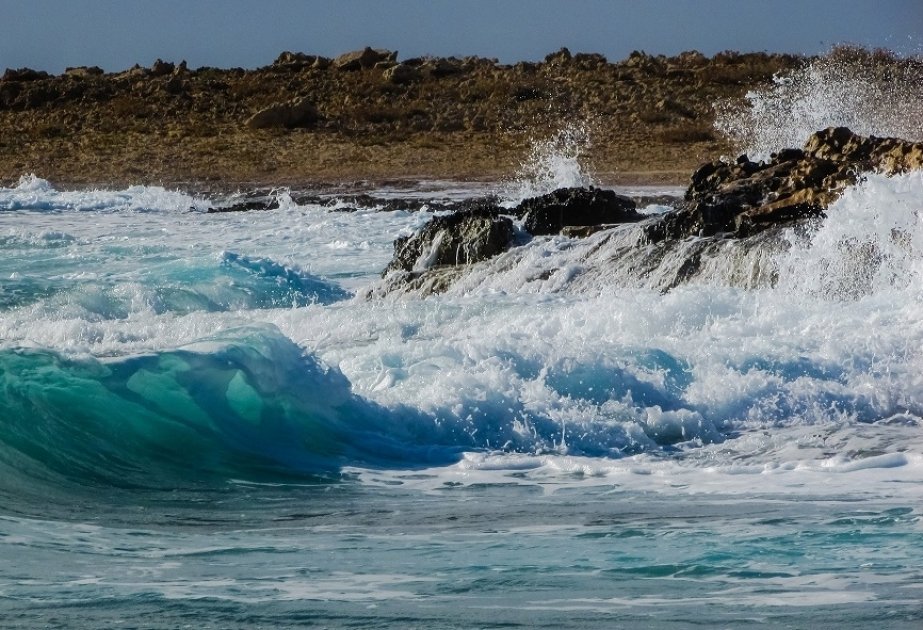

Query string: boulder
[383,63,419,84]
[334,48,397,72]
[273,51,331,70]
[645,127,923,241]
[64,66,105,78]
[513,187,641,236]
[385,206,514,275]
[246,97,318,129]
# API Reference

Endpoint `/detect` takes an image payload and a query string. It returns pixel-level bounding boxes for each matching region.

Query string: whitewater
[3,65,923,627]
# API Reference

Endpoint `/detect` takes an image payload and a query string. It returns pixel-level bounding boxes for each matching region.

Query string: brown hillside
[0,48,805,188]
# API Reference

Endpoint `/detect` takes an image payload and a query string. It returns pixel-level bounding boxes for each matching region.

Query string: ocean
[1,166,921,628]
[2,63,923,627]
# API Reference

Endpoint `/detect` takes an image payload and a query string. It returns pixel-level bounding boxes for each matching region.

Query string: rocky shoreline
[371,128,923,296]
[1,47,810,187]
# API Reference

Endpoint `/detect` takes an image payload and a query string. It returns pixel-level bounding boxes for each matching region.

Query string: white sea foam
[2,172,923,490]
[0,174,212,213]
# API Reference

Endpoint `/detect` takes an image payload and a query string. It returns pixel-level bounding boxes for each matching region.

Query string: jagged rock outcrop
[645,127,923,241]
[1,68,49,82]
[376,188,645,295]
[374,128,923,298]
[334,48,397,71]
[150,59,175,77]
[377,206,514,296]
[513,187,641,236]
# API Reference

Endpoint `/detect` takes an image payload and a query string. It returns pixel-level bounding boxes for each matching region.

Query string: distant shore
[0,46,856,189]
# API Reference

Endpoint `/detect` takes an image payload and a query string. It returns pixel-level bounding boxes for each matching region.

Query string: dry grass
[0,49,814,187]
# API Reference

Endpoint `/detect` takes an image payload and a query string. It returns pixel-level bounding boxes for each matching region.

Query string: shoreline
[4,169,693,195]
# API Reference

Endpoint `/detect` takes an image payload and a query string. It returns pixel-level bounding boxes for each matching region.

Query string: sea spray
[777,171,923,300]
[714,47,923,160]
[500,120,597,204]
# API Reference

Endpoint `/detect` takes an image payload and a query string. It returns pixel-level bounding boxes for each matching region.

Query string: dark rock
[0,82,22,108]
[646,127,923,241]
[334,48,397,72]
[206,198,280,213]
[329,194,500,214]
[2,68,49,82]
[246,97,318,129]
[573,53,608,68]
[544,48,572,65]
[385,206,514,275]
[512,85,546,101]
[513,187,640,236]
[163,75,187,95]
[150,59,175,77]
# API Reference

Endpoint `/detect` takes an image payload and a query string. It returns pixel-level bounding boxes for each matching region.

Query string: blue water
[1,174,922,628]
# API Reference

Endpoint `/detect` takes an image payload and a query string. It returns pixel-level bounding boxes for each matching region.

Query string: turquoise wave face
[0,327,463,491]
[0,324,733,495]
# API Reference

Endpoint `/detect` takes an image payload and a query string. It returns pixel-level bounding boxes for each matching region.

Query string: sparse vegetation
[0,48,823,186]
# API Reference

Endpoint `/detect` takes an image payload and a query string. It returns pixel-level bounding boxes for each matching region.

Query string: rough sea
[2,61,923,628]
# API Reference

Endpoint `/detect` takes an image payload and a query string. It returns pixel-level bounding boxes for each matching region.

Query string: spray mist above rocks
[714,47,923,161]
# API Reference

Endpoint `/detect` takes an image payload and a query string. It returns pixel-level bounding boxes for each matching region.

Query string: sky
[2,0,921,73]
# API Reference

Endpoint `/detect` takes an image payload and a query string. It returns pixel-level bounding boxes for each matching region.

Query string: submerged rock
[206,198,280,213]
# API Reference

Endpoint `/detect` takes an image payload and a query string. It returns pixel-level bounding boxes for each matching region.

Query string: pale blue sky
[3,0,921,73]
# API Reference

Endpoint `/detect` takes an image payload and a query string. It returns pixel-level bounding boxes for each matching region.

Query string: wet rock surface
[513,187,641,235]
[385,206,514,274]
[645,127,923,241]
[375,128,923,296]
[377,188,642,295]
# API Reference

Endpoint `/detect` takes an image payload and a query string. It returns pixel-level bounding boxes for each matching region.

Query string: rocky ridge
[376,128,923,296]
